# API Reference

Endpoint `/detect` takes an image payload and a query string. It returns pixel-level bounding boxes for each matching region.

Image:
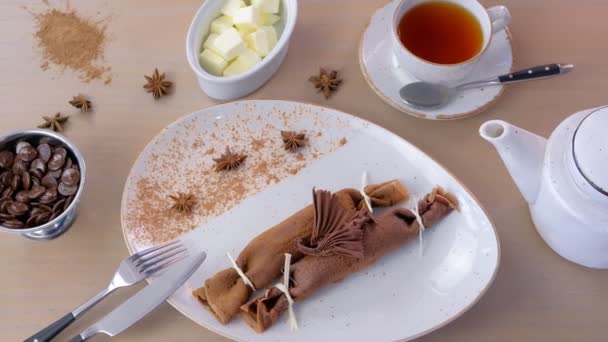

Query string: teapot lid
[573,107,608,196]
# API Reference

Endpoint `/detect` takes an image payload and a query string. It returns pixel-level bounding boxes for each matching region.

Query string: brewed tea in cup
[391,0,511,84]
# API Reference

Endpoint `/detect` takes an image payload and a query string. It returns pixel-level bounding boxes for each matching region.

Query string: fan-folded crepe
[192,180,408,324]
[241,187,457,333]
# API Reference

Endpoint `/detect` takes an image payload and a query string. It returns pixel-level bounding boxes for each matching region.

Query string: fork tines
[133,240,189,276]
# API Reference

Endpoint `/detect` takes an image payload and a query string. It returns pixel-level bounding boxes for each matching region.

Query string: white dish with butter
[187,0,297,100]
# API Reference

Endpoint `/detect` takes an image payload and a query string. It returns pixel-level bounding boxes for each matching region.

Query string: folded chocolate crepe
[192,180,408,324]
[240,187,457,333]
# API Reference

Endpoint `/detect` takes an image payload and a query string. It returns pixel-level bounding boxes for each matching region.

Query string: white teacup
[391,0,511,85]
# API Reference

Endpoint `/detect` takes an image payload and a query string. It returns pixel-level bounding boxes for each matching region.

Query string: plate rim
[120,99,502,341]
[358,0,514,120]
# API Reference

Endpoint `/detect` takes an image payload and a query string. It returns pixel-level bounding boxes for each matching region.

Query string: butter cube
[259,25,277,49]
[199,49,227,76]
[210,16,233,34]
[260,13,280,25]
[223,48,261,77]
[236,23,258,36]
[203,33,220,54]
[233,6,260,26]
[252,0,280,14]
[238,48,262,65]
[245,27,275,56]
[221,0,245,17]
[212,27,246,60]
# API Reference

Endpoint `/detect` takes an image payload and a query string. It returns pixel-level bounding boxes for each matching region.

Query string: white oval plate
[121,100,500,341]
[359,0,513,120]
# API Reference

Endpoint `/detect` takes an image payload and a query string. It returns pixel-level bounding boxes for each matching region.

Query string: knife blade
[67,251,206,342]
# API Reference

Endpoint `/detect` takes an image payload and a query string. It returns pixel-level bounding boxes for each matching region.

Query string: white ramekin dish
[186,0,298,100]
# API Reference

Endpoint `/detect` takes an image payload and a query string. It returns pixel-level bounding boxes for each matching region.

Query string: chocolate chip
[37,144,52,162]
[10,174,19,191]
[64,196,74,211]
[37,212,52,225]
[39,204,53,212]
[28,185,46,200]
[18,145,37,162]
[1,187,13,200]
[0,151,14,169]
[52,198,66,213]
[0,199,10,213]
[41,173,57,188]
[0,213,14,220]
[21,171,31,190]
[30,169,43,181]
[12,159,27,175]
[15,190,30,203]
[2,219,24,229]
[49,169,62,179]
[54,147,67,159]
[39,187,58,204]
[15,141,31,154]
[58,182,78,196]
[30,207,45,217]
[65,157,73,170]
[7,201,28,216]
[61,168,80,186]
[1,170,13,186]
[48,153,65,171]
[31,175,41,187]
[30,158,46,173]
[25,215,38,227]
[48,211,59,222]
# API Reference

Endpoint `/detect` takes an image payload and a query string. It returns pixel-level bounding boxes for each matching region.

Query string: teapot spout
[480,120,547,204]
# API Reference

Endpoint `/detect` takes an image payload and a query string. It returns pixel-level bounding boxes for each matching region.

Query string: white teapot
[480,107,608,268]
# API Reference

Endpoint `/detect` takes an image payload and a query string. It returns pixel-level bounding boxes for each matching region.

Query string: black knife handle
[24,312,75,342]
[498,63,566,83]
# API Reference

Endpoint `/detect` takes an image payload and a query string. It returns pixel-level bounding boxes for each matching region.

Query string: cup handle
[487,6,511,33]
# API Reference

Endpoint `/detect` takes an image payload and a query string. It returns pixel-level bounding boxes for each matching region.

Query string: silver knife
[67,251,206,342]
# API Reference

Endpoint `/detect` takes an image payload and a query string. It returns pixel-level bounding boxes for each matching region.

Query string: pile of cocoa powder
[32,5,112,83]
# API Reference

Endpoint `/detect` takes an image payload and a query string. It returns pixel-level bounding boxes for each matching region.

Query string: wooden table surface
[1,0,607,341]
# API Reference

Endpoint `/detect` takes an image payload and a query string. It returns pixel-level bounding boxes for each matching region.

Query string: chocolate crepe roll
[192,181,409,324]
[353,179,410,209]
[240,187,457,333]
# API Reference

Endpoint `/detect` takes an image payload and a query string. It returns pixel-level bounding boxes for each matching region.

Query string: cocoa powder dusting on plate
[251,138,266,152]
[32,6,111,83]
[124,105,350,246]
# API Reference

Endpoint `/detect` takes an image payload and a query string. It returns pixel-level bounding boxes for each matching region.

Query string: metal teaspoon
[399,63,574,108]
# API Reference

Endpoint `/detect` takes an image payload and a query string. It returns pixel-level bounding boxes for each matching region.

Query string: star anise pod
[38,113,69,132]
[281,130,306,152]
[169,192,197,214]
[69,94,91,112]
[213,146,247,172]
[144,68,173,99]
[309,68,342,99]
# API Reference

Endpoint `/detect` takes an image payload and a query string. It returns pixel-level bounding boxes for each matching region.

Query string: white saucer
[359,0,513,120]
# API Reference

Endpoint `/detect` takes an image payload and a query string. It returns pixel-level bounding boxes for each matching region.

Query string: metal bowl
[0,129,86,240]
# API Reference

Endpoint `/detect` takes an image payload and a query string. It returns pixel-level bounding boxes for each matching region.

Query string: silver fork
[24,240,188,342]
